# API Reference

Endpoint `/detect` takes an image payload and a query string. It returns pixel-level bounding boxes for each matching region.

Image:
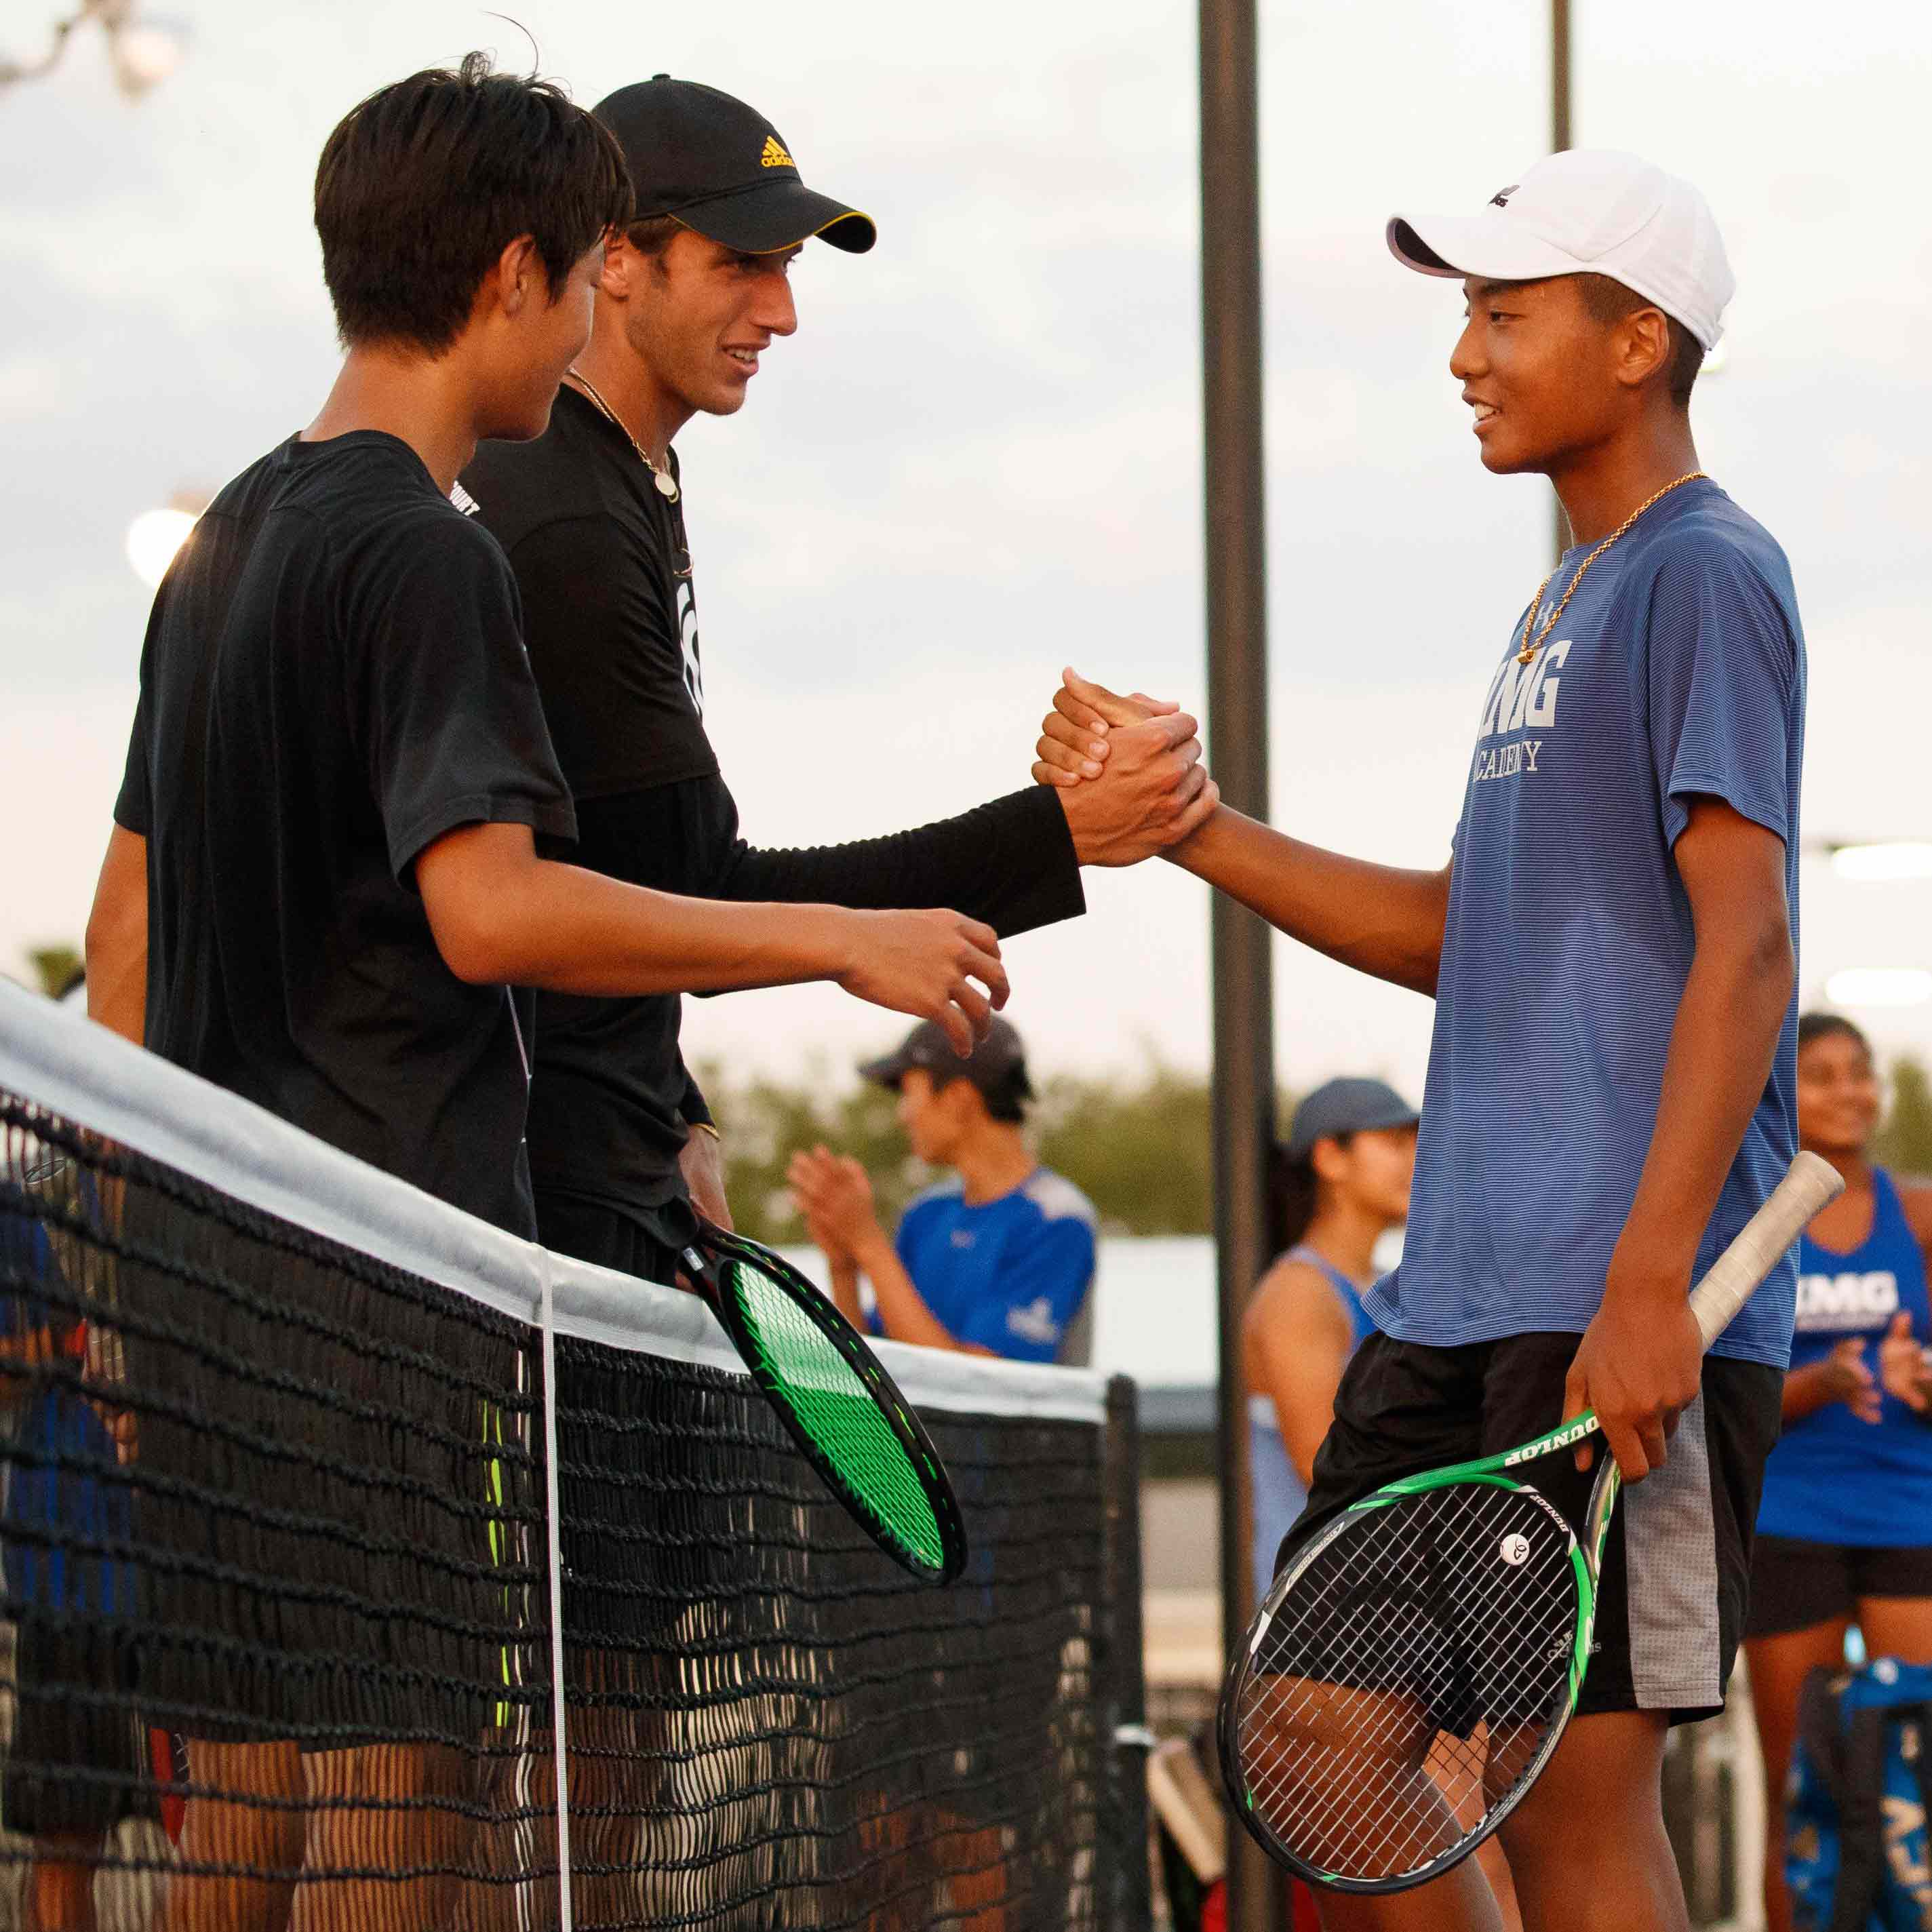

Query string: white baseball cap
[1387,149,1735,350]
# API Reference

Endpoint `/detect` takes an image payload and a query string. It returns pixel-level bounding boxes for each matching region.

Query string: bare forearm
[827,1258,863,1326]
[1616,925,1794,1286]
[852,1232,976,1354]
[428,845,852,996]
[1164,806,1449,995]
[87,932,146,1045]
[1780,1363,1836,1423]
[85,826,148,1046]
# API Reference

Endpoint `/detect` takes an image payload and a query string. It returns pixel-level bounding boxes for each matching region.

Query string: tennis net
[0,979,1148,1931]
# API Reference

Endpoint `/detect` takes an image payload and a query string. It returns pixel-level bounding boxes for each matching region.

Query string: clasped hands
[1035,667,1221,864]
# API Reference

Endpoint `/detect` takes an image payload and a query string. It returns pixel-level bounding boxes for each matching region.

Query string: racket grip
[1687,1151,1844,1349]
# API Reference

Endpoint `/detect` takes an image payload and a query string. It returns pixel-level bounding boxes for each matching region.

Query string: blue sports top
[1364,481,1807,1368]
[870,1168,1098,1365]
[1250,1246,1377,1600]
[1757,1170,1932,1547]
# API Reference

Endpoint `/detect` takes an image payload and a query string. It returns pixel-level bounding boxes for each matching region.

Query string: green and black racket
[1220,1151,1842,1893]
[664,1203,967,1586]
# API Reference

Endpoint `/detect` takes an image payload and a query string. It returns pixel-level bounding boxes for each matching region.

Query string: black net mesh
[0,1047,1144,1931]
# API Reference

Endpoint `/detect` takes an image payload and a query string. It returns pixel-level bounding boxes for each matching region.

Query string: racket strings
[1240,1493,1566,1866]
[724,1259,946,1569]
[1233,1480,1577,1881]
[1245,1502,1559,1826]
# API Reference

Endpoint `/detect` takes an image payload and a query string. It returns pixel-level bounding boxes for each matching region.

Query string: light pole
[1820,840,1932,884]
[1198,0,1276,1927]
[1807,837,1932,1013]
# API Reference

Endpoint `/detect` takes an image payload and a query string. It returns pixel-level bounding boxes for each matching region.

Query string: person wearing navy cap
[1244,1078,1418,1602]
[789,1017,1099,1366]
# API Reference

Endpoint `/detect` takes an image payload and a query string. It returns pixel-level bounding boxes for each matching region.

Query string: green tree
[27,944,83,1000]
[1032,1059,1214,1236]
[701,1052,1270,1243]
[1874,1054,1932,1181]
[695,1057,932,1247]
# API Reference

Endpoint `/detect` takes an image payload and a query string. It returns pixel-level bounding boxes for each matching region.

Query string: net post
[1101,1375,1154,1929]
[540,1262,574,1931]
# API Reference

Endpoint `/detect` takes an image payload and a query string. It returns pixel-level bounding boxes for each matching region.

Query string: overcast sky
[5,0,1931,1101]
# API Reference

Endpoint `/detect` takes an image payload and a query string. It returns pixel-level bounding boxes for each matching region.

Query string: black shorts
[1288,1330,1784,1724]
[1743,1535,1932,1638]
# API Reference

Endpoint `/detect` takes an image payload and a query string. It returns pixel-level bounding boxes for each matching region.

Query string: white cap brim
[1386,211,1585,284]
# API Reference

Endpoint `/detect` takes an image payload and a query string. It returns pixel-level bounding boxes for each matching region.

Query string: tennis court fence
[0,979,1149,1930]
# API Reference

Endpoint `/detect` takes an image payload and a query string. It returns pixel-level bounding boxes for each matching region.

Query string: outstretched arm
[1034,671,1450,995]
[415,822,1006,1055]
[714,707,1217,939]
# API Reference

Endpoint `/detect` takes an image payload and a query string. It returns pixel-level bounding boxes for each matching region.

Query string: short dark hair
[1265,1132,1356,1257]
[1798,1010,1872,1059]
[315,53,632,353]
[929,1067,1028,1126]
[1574,273,1705,406]
[623,214,686,261]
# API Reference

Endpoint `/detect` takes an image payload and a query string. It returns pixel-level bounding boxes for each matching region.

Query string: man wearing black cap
[787,1017,1098,1364]
[460,77,1211,1289]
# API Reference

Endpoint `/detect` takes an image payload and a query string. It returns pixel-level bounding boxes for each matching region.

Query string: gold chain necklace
[1514,472,1708,666]
[565,368,678,502]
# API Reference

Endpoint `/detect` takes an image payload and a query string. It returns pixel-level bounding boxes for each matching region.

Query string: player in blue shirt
[1743,1013,1932,1932]
[1034,151,1802,1932]
[788,1017,1097,1364]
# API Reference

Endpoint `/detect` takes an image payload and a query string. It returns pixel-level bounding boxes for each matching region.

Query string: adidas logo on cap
[760,134,795,170]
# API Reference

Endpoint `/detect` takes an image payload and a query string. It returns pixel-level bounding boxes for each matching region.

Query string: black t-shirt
[461,390,1084,1221]
[115,433,576,1235]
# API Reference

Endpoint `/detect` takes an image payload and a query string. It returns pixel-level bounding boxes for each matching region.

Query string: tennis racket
[661,1201,968,1586]
[1221,1150,1842,1893]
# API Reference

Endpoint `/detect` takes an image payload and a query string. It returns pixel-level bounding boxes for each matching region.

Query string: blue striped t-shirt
[1364,481,1806,1367]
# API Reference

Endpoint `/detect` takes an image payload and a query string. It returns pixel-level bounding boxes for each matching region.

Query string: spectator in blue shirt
[788,1017,1097,1364]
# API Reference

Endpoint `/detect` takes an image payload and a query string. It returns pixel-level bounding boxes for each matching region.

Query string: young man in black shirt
[462,76,1213,1281]
[83,59,1008,1932]
[458,84,1210,1922]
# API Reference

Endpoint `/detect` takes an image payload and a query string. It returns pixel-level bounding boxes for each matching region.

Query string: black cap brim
[675,178,875,254]
[856,1049,913,1088]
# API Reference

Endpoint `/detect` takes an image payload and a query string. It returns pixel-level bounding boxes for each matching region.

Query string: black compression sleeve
[715,787,1084,937]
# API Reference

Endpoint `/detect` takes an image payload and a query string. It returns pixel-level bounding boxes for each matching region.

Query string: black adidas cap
[593,77,875,256]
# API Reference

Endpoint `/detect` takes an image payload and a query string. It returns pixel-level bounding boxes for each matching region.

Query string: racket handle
[1687,1151,1844,1349]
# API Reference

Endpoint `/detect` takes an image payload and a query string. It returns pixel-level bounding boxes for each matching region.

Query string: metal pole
[1552,0,1572,153]
[1198,0,1277,1927]
[1551,0,1573,559]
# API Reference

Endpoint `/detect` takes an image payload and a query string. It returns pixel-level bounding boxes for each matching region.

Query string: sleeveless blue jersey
[1250,1246,1377,1600]
[1757,1170,1932,1547]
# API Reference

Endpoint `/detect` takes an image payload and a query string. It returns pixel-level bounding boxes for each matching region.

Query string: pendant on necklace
[654,469,679,502]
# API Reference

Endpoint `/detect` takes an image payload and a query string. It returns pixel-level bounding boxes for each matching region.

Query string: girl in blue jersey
[1243,1078,1415,1604]
[1744,1012,1932,1932]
